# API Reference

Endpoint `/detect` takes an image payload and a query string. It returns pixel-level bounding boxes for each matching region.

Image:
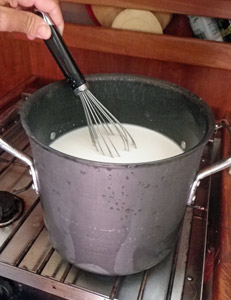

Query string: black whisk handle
[36,11,86,90]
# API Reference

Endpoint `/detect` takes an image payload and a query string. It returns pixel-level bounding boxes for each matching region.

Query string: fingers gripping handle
[36,11,86,90]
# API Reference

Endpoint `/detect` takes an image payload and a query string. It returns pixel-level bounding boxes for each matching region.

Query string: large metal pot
[0,74,230,276]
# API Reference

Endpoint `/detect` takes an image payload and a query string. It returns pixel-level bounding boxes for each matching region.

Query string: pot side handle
[188,156,231,206]
[188,119,231,206]
[0,137,40,194]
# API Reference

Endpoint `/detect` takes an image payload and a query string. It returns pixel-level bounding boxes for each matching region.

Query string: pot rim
[21,73,216,168]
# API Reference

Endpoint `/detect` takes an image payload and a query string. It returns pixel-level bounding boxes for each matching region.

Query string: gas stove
[0,94,220,300]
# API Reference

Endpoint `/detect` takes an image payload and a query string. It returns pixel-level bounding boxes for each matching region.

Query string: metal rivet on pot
[186,275,193,282]
[181,141,186,150]
[50,132,56,140]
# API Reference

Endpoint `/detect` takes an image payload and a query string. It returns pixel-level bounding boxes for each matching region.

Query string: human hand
[0,0,64,39]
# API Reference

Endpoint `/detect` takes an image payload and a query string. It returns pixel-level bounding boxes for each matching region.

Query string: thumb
[0,6,51,39]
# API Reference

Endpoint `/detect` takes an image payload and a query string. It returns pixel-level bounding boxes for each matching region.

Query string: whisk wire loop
[80,96,98,149]
[80,92,120,157]
[79,89,136,157]
[84,91,128,150]
[86,90,136,146]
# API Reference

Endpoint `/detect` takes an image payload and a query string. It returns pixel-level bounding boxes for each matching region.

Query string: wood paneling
[0,76,37,112]
[12,24,231,71]
[61,0,231,19]
[213,113,231,300]
[28,41,230,118]
[0,34,32,99]
[2,23,231,117]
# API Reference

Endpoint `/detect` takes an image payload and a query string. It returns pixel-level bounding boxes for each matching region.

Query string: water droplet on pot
[50,132,56,140]
[187,275,193,282]
[181,141,186,150]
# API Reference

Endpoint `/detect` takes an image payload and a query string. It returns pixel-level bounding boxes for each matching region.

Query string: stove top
[0,100,217,300]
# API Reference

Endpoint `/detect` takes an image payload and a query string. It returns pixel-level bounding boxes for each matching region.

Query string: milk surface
[50,124,183,163]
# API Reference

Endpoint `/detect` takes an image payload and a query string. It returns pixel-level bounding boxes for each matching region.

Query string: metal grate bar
[15,225,45,267]
[65,265,80,284]
[141,251,175,300]
[0,203,44,265]
[168,208,194,299]
[115,271,144,299]
[74,271,116,298]
[60,263,72,283]
[41,251,69,281]
[0,124,24,148]
[71,267,81,285]
[0,120,22,142]
[19,227,53,273]
[36,247,55,275]
[0,148,31,191]
[0,133,29,174]
[137,271,149,300]
[109,276,123,299]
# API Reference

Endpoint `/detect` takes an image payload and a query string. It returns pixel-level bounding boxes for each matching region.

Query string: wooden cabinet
[63,0,231,19]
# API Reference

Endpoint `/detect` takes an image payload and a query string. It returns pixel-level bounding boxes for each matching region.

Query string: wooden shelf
[10,23,231,71]
[61,0,231,19]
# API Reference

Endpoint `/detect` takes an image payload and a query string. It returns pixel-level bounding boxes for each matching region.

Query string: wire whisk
[38,11,136,157]
[78,89,136,157]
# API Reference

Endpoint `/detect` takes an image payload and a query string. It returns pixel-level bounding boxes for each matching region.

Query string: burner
[0,192,24,227]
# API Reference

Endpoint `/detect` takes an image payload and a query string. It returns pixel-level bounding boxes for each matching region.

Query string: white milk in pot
[50,124,183,162]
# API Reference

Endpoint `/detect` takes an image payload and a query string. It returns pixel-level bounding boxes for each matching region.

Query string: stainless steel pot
[0,74,230,276]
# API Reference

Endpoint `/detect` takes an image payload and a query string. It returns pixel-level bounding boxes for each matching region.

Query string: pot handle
[0,137,40,194]
[188,119,231,206]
